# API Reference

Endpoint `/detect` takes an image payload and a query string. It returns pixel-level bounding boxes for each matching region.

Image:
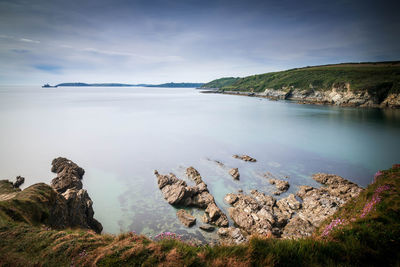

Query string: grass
[202,62,400,97]
[0,164,399,266]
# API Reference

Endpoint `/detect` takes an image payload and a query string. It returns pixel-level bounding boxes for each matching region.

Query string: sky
[0,0,399,85]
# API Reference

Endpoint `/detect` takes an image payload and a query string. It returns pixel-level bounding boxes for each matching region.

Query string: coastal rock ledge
[223,173,362,241]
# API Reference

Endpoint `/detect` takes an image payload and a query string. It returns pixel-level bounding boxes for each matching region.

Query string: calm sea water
[0,86,399,242]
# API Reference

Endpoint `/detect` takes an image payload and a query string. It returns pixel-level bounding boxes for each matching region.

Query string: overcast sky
[0,0,399,85]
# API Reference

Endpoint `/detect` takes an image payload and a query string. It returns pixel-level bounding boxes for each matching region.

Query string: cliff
[202,62,400,108]
[0,161,399,266]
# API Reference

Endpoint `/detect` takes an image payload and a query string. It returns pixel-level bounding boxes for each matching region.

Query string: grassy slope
[0,165,399,266]
[201,77,240,89]
[202,62,400,96]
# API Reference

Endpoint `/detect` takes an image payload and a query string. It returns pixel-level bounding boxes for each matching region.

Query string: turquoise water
[0,86,399,241]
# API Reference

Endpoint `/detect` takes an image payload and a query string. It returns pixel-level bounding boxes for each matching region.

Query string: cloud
[19,38,40,44]
[33,64,62,73]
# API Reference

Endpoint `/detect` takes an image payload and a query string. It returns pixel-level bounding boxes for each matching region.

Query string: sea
[0,86,399,242]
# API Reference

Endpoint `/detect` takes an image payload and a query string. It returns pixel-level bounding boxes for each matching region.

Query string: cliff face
[221,84,400,108]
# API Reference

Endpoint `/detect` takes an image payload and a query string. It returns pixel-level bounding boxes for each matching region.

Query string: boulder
[176,209,196,227]
[186,166,203,184]
[233,155,257,162]
[229,168,240,180]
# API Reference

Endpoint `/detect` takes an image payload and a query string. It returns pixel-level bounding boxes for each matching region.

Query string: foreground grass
[0,164,399,266]
[202,62,400,97]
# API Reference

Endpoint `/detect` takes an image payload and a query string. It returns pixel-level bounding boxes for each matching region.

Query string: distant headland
[46,82,204,88]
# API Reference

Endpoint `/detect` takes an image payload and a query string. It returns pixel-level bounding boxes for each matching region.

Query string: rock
[62,188,103,233]
[217,227,247,244]
[233,155,257,162]
[269,178,289,195]
[199,224,215,232]
[296,185,313,199]
[176,209,196,227]
[224,173,362,239]
[155,168,229,227]
[281,216,315,239]
[51,157,84,193]
[229,168,240,180]
[224,193,239,205]
[186,167,203,184]
[13,176,25,188]
[49,158,102,233]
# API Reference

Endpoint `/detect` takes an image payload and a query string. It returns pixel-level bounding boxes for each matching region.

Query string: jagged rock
[13,176,25,188]
[176,209,196,227]
[224,193,239,205]
[186,167,203,184]
[217,227,247,244]
[281,216,315,239]
[229,168,240,180]
[269,178,289,195]
[296,185,313,199]
[199,224,215,232]
[233,155,257,162]
[51,157,84,193]
[224,173,362,239]
[62,188,103,233]
[155,167,229,227]
[49,157,102,233]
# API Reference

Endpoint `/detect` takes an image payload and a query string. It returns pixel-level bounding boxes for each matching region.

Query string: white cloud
[19,38,40,44]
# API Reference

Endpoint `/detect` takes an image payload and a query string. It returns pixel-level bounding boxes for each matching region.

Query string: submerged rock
[229,168,240,180]
[154,168,229,227]
[233,155,257,162]
[176,209,196,227]
[199,224,215,232]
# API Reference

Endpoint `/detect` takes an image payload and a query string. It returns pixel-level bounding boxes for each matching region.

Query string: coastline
[202,89,400,108]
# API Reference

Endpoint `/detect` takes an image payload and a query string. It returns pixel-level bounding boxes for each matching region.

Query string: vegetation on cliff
[202,62,400,96]
[0,164,399,266]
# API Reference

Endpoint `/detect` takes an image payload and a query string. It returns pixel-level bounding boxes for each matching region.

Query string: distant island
[53,82,204,88]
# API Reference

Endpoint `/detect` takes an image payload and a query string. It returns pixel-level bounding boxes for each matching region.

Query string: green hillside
[201,77,240,88]
[1,164,399,266]
[203,62,400,95]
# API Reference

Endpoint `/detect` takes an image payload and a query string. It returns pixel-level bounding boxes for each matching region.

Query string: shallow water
[0,86,399,242]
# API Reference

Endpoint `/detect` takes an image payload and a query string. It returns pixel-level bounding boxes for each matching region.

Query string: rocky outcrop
[50,157,103,233]
[233,155,257,162]
[269,178,289,195]
[224,173,363,239]
[154,168,229,227]
[218,84,400,108]
[13,176,25,188]
[51,157,84,193]
[380,93,400,108]
[229,168,240,180]
[176,209,196,227]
